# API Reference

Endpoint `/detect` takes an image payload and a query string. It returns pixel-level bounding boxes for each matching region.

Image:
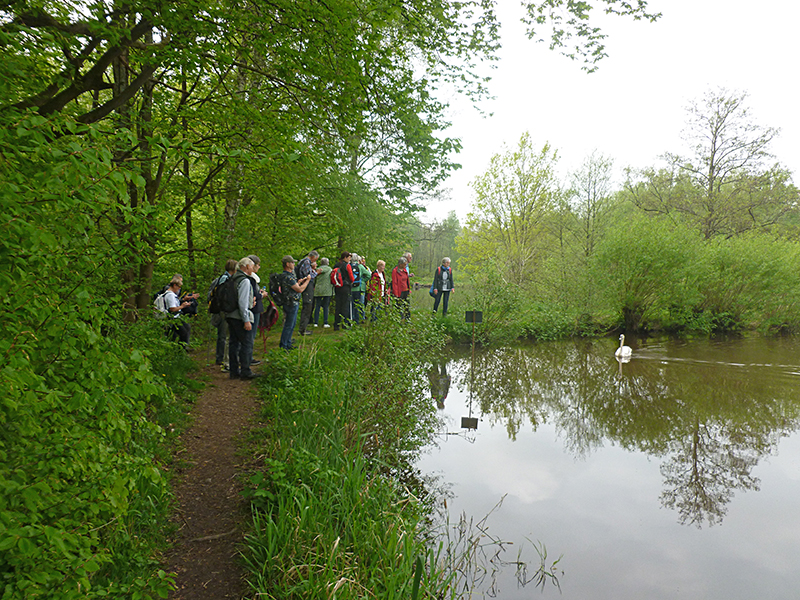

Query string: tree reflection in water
[443,337,800,527]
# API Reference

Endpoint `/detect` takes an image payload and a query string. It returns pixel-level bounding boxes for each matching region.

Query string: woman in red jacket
[390,257,410,321]
[333,251,355,330]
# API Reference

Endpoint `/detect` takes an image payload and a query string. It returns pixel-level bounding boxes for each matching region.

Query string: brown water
[418,335,800,599]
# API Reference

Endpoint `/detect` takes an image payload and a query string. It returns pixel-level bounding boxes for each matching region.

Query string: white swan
[615,334,632,358]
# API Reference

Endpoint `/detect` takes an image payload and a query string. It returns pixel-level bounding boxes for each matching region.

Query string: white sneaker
[313,324,318,327]
[323,324,330,328]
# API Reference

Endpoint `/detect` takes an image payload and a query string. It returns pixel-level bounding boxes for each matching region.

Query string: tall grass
[241,312,453,598]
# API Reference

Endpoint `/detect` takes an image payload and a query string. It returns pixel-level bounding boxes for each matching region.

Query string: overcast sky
[422,0,800,223]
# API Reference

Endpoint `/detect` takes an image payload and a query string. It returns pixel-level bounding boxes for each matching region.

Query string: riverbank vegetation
[434,89,800,344]
[241,314,451,598]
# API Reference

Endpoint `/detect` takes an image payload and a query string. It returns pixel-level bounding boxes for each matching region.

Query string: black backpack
[219,272,244,314]
[269,272,286,307]
[207,273,227,314]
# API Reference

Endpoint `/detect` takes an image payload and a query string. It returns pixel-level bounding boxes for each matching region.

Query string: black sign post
[462,311,483,431]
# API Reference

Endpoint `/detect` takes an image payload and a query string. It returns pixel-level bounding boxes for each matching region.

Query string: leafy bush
[591,215,703,332]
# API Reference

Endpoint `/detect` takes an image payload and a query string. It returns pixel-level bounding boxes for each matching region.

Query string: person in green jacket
[313,257,333,327]
[350,253,372,324]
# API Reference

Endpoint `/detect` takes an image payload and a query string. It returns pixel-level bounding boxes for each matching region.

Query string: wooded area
[454,88,800,338]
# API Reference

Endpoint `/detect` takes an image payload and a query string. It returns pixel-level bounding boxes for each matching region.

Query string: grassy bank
[241,311,453,599]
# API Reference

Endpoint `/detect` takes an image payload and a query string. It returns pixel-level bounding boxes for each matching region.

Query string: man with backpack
[223,256,260,379]
[278,255,311,350]
[296,250,319,337]
[207,259,237,369]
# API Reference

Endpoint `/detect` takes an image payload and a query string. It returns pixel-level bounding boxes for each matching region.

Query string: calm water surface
[417,335,800,599]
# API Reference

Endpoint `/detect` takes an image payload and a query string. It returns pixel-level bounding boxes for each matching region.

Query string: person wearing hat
[279,255,311,350]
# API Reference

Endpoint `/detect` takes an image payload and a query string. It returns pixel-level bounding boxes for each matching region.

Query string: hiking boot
[302,331,312,336]
[250,359,262,366]
[241,372,262,380]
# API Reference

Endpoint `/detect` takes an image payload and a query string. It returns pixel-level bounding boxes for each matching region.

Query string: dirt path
[165,358,262,600]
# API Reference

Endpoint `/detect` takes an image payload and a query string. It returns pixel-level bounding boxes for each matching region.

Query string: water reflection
[443,336,800,527]
[428,359,452,410]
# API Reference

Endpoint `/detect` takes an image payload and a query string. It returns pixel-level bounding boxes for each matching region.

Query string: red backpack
[330,267,343,288]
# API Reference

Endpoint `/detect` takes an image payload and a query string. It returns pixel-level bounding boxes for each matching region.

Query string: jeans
[313,295,331,325]
[433,290,451,316]
[351,289,364,324]
[280,301,299,349]
[214,312,229,365]
[298,279,315,333]
[226,317,254,376]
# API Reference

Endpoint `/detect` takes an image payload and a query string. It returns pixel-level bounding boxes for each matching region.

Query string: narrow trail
[165,358,262,599]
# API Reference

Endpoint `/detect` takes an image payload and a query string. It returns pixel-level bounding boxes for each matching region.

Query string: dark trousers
[168,319,190,347]
[226,318,253,376]
[394,291,410,321]
[433,290,451,315]
[298,278,315,333]
[334,285,352,329]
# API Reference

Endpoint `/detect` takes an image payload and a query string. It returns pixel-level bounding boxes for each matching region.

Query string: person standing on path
[404,251,415,290]
[390,257,410,321]
[296,250,319,336]
[248,255,268,365]
[279,255,311,350]
[225,257,260,379]
[366,259,388,321]
[313,257,333,327]
[350,254,371,324]
[333,251,354,331]
[209,259,237,370]
[431,257,455,316]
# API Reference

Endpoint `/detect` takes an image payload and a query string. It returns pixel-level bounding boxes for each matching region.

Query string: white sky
[422,0,800,223]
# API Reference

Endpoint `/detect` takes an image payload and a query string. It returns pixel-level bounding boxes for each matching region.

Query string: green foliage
[698,235,800,331]
[411,212,462,277]
[458,134,561,288]
[242,317,450,598]
[591,214,703,331]
[624,89,800,240]
[521,0,661,72]
[0,112,183,599]
[520,301,582,341]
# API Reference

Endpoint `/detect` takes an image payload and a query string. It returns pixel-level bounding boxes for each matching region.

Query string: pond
[417,335,800,599]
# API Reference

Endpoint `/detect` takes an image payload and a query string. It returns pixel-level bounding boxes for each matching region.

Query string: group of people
[298,250,456,328]
[277,250,419,333]
[208,255,268,379]
[161,251,455,381]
